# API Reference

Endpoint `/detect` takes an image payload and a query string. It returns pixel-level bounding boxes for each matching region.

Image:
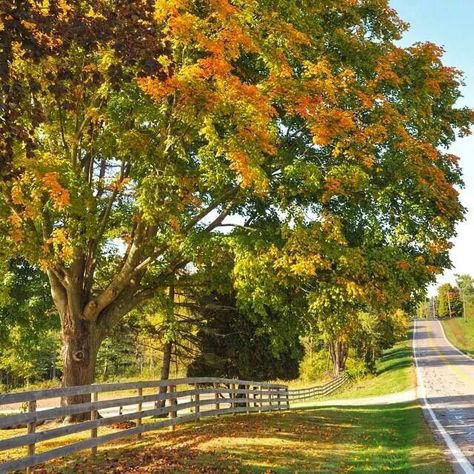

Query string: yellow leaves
[85,106,104,124]
[302,59,337,101]
[8,213,23,243]
[57,0,73,19]
[228,151,259,188]
[395,260,410,271]
[40,228,74,270]
[41,172,70,210]
[85,6,105,19]
[346,281,364,298]
[303,58,332,78]
[51,227,68,245]
[97,47,116,75]
[11,184,25,206]
[137,77,177,104]
[199,55,233,78]
[289,255,330,277]
[321,215,347,246]
[209,0,237,19]
[154,0,186,23]
[157,54,173,71]
[168,12,199,37]
[311,108,355,146]
[7,173,37,224]
[38,0,50,15]
[109,177,131,193]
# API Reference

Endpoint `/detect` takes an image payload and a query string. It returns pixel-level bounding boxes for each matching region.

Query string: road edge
[413,319,474,474]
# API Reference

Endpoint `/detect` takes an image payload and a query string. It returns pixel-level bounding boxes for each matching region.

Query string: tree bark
[155,340,173,409]
[328,340,348,377]
[156,284,174,410]
[45,244,168,421]
[61,314,101,422]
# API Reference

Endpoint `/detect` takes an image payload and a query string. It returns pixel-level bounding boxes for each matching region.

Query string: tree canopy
[0,0,472,394]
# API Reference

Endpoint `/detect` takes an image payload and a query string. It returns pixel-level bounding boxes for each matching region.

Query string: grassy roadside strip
[440,317,474,357]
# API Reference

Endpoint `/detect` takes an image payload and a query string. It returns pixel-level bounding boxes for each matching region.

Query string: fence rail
[0,374,347,473]
[287,373,348,402]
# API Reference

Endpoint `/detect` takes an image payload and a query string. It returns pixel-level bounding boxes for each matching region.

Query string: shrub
[299,350,331,382]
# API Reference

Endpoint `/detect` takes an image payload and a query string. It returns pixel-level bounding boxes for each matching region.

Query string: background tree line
[418,275,474,320]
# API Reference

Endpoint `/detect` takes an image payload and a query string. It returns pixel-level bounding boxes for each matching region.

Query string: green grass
[323,333,415,401]
[24,402,449,474]
[441,317,474,357]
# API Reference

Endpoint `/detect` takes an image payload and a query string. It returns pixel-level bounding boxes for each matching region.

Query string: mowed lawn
[441,317,474,357]
[17,402,449,474]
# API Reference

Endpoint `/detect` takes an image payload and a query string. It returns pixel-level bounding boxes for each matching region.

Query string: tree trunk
[156,283,175,411]
[46,257,153,421]
[161,341,173,381]
[328,340,348,377]
[60,313,101,422]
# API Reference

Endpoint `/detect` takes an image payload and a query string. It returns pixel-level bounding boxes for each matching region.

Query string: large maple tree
[0,0,472,411]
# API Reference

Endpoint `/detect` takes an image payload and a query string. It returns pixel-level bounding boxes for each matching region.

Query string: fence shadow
[44,402,449,474]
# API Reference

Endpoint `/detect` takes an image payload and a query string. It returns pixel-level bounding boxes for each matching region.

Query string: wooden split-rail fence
[287,373,348,401]
[0,373,347,473]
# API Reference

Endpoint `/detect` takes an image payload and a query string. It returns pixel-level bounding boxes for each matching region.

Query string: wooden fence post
[26,400,36,474]
[259,385,263,413]
[277,388,281,411]
[137,387,143,440]
[245,384,250,414]
[91,392,98,456]
[214,383,220,412]
[231,383,236,414]
[169,384,177,432]
[195,383,200,420]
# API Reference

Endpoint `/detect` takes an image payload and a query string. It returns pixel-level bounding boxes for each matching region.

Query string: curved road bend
[414,319,474,473]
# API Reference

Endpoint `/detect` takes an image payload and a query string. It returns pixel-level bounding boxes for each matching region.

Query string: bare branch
[214,223,257,231]
[183,187,239,233]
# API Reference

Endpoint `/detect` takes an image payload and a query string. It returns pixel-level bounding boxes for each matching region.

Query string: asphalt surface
[414,319,474,473]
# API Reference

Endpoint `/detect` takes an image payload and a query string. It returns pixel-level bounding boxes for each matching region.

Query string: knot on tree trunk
[73,350,85,362]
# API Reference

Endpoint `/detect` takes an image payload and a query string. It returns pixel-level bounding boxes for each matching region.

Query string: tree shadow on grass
[40,402,449,474]
[375,345,412,376]
[378,347,410,364]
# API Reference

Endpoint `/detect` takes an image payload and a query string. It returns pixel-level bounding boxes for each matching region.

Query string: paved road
[413,319,474,473]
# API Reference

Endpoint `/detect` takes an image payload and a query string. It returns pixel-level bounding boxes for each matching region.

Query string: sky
[390,1,474,295]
